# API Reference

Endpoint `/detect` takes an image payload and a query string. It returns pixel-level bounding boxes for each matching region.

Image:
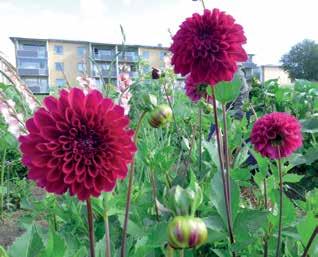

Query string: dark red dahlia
[19,88,136,200]
[170,9,247,85]
[251,112,302,160]
[185,75,212,102]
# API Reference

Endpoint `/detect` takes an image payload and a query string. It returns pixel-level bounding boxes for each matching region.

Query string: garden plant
[0,1,317,257]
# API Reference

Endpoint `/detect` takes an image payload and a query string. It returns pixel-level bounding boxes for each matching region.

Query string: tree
[281,39,318,81]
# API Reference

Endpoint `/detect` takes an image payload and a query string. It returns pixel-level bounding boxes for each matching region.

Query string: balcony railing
[17,50,47,59]
[118,55,138,62]
[18,68,48,76]
[93,70,117,78]
[93,53,115,62]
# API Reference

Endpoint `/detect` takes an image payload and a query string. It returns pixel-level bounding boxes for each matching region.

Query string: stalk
[86,198,95,257]
[179,249,184,257]
[263,178,268,257]
[211,88,235,254]
[0,148,7,221]
[199,106,202,174]
[103,194,112,257]
[201,0,206,9]
[150,170,160,222]
[301,226,318,257]
[166,244,175,257]
[275,147,283,257]
[221,104,233,229]
[120,111,147,257]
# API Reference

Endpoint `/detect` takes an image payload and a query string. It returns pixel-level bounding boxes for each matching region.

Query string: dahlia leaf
[301,118,318,133]
[211,171,240,228]
[283,174,304,183]
[8,225,44,257]
[214,75,241,104]
[297,212,318,256]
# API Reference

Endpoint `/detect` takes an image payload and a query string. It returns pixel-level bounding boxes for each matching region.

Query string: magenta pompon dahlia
[185,75,213,102]
[251,112,302,160]
[170,8,247,85]
[19,88,137,200]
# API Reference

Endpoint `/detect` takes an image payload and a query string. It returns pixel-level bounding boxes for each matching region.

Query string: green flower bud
[168,216,208,249]
[148,104,172,128]
[203,103,213,114]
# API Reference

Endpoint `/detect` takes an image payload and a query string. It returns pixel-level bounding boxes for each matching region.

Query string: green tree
[281,39,318,81]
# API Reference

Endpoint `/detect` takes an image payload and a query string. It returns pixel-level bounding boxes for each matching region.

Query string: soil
[0,210,25,249]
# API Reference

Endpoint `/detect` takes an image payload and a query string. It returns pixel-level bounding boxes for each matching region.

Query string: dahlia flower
[185,75,212,102]
[251,112,302,159]
[170,8,247,85]
[19,88,137,200]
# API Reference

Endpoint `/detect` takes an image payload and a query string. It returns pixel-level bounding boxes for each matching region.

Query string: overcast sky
[1,0,318,65]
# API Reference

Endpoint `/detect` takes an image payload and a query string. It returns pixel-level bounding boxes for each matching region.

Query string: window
[24,78,49,93]
[78,63,85,73]
[55,62,64,71]
[77,47,86,57]
[18,59,47,69]
[143,51,149,59]
[56,79,66,88]
[54,45,63,55]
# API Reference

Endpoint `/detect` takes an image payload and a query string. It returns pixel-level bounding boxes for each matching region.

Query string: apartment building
[10,37,169,93]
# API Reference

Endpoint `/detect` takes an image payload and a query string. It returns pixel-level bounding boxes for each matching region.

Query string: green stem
[150,170,160,222]
[104,210,111,257]
[222,104,233,230]
[201,0,206,9]
[166,244,175,257]
[179,249,184,257]
[263,178,268,257]
[199,106,202,174]
[0,148,7,221]
[275,148,283,257]
[86,198,95,257]
[211,89,235,257]
[120,111,147,257]
[301,226,318,257]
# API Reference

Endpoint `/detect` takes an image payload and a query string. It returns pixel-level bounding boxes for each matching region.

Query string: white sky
[1,0,318,65]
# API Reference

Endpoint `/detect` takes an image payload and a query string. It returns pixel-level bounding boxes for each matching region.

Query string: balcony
[118,55,138,62]
[18,68,48,76]
[93,53,115,62]
[17,50,47,59]
[93,70,117,78]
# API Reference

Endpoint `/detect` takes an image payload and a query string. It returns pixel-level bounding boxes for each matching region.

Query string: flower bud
[168,216,208,249]
[152,68,161,80]
[203,103,213,114]
[148,104,172,128]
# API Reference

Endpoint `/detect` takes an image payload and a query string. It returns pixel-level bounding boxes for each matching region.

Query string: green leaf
[0,246,9,257]
[283,174,304,183]
[234,209,268,237]
[214,74,241,104]
[297,212,318,256]
[211,171,240,229]
[40,230,66,257]
[8,225,45,257]
[301,118,318,133]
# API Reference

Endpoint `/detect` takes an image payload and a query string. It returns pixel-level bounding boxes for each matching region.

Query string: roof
[9,37,169,50]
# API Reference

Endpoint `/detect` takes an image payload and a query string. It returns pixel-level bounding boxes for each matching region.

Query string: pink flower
[185,76,212,102]
[251,112,302,159]
[170,9,247,85]
[19,88,137,200]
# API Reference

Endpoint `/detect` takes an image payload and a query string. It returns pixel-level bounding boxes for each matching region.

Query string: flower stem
[301,226,318,257]
[166,244,175,257]
[150,170,160,222]
[221,104,233,229]
[179,249,184,257]
[103,194,112,257]
[120,111,147,257]
[199,106,202,174]
[211,88,235,254]
[263,178,268,257]
[201,0,206,10]
[275,148,283,257]
[86,198,95,257]
[0,148,7,221]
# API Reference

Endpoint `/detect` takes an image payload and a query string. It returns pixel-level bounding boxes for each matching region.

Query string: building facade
[10,37,169,93]
[260,65,292,85]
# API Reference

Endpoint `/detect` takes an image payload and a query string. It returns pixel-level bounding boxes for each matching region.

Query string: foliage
[281,39,318,81]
